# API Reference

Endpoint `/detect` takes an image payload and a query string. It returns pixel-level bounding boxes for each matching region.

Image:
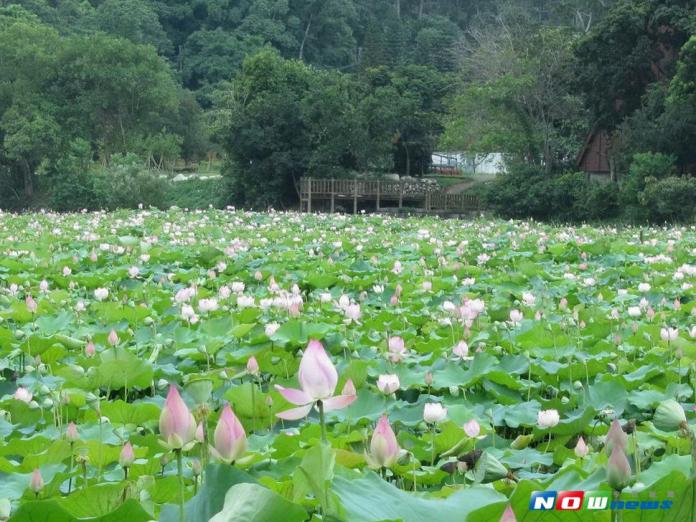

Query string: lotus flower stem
[318,400,327,443]
[251,379,257,433]
[632,432,641,475]
[431,424,436,466]
[176,449,184,522]
[68,446,74,494]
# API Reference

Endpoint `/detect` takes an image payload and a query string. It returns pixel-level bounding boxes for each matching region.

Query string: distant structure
[431,152,505,175]
[576,129,611,182]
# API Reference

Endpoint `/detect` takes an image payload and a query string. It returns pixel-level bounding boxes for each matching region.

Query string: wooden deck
[299,177,481,214]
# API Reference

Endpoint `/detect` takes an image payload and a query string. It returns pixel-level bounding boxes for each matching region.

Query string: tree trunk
[418,0,424,18]
[22,159,33,198]
[299,14,313,61]
[395,0,400,18]
[404,142,410,177]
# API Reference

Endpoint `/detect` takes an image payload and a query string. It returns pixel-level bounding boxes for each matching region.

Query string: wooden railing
[299,177,481,213]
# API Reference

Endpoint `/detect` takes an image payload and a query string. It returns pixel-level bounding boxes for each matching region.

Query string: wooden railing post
[399,180,403,209]
[376,180,381,211]
[307,177,312,213]
[330,179,335,213]
[353,178,358,214]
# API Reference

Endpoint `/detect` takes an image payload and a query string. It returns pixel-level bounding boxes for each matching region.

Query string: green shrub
[91,154,170,210]
[483,167,619,222]
[620,152,676,220]
[166,178,223,209]
[640,176,696,222]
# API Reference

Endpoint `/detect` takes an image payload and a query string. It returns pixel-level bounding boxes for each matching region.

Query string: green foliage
[166,179,223,209]
[484,167,619,222]
[640,176,696,222]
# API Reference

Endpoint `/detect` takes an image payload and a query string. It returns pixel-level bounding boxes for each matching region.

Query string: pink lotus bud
[30,469,43,493]
[605,420,628,453]
[509,309,523,324]
[246,356,259,376]
[191,458,202,476]
[424,371,433,386]
[464,419,480,438]
[674,299,681,310]
[119,442,135,468]
[212,404,247,464]
[298,340,338,400]
[390,295,399,305]
[26,295,37,314]
[559,298,568,310]
[63,266,72,277]
[423,403,447,423]
[66,422,79,443]
[376,374,400,395]
[195,422,205,443]
[369,416,400,468]
[85,341,96,357]
[607,445,631,490]
[575,436,589,458]
[254,271,263,281]
[159,385,196,449]
[107,329,119,347]
[499,504,517,522]
[342,379,356,397]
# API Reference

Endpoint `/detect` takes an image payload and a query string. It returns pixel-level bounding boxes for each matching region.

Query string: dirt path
[444,180,477,194]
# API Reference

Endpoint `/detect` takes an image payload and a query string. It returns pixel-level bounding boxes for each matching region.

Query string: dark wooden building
[576,128,611,181]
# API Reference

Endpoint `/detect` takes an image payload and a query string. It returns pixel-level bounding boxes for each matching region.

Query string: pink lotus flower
[85,341,96,357]
[660,327,678,342]
[107,329,119,347]
[424,403,447,423]
[119,442,135,468]
[25,295,37,314]
[368,416,400,468]
[275,340,356,420]
[211,404,247,463]
[387,336,407,363]
[376,374,400,395]
[246,356,259,376]
[344,303,361,324]
[464,419,480,438]
[159,385,197,449]
[30,468,43,493]
[537,409,560,429]
[452,341,469,360]
[66,422,79,443]
[14,387,32,403]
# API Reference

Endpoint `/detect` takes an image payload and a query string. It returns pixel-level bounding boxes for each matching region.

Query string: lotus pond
[0,209,695,522]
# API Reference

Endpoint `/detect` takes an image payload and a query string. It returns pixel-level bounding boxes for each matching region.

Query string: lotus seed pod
[573,380,583,390]
[653,399,687,431]
[449,386,460,397]
[41,398,53,409]
[39,385,50,395]
[607,363,617,373]
[157,379,169,390]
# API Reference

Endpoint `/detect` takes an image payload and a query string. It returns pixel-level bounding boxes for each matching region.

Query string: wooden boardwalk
[298,177,481,214]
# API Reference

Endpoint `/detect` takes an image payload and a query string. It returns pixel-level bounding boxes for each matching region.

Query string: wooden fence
[298,177,481,214]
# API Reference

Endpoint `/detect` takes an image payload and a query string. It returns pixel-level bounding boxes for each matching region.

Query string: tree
[91,0,172,54]
[443,22,586,172]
